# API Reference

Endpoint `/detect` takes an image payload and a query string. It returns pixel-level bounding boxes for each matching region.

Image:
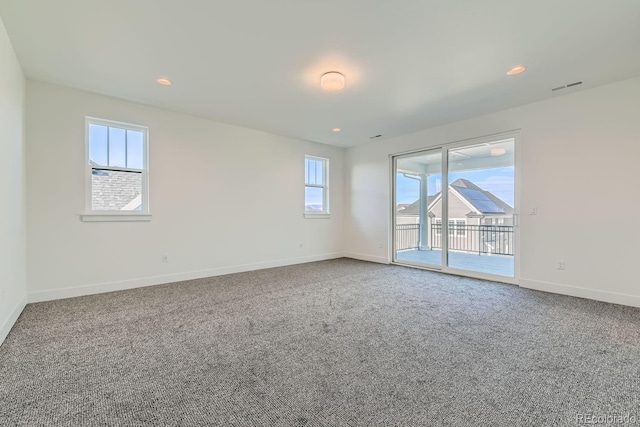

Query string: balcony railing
[395,223,514,256]
[396,224,420,251]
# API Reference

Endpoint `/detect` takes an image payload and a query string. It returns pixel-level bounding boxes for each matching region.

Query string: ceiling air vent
[370,134,382,140]
[551,81,583,92]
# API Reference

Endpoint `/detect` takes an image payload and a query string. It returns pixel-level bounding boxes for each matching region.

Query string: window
[304,155,329,218]
[435,219,442,235]
[453,219,467,237]
[435,219,466,236]
[82,118,150,221]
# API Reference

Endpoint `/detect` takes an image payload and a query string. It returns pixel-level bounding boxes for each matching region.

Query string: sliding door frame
[390,130,521,285]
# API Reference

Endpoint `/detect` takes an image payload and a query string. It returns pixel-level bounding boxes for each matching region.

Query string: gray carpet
[1,259,640,426]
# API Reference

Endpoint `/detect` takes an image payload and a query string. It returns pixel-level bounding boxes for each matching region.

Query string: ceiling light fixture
[156,78,172,86]
[491,148,507,156]
[321,72,345,91]
[507,66,526,76]
[332,128,341,132]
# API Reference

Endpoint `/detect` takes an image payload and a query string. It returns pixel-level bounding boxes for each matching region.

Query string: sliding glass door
[393,135,517,281]
[393,149,442,269]
[446,138,515,277]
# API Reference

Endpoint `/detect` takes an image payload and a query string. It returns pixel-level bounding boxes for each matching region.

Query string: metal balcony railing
[395,223,514,256]
[396,224,420,251]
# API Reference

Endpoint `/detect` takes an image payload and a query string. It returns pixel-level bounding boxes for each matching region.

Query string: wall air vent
[551,81,583,92]
[370,134,382,139]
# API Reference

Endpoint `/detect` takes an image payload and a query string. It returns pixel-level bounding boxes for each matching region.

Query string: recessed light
[156,78,172,86]
[332,128,341,132]
[507,66,525,76]
[491,148,506,156]
[321,72,345,91]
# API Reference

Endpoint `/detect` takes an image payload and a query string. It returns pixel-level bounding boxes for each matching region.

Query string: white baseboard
[343,252,390,264]
[0,295,27,347]
[28,252,344,304]
[520,278,640,308]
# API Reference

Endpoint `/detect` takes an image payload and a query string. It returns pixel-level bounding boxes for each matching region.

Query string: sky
[396,166,515,207]
[89,124,144,169]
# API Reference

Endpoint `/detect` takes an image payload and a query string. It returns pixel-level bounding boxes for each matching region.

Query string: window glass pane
[306,159,315,185]
[312,160,318,184]
[305,158,325,185]
[315,160,323,185]
[108,127,126,167]
[92,169,142,211]
[89,124,108,166]
[305,159,309,183]
[126,130,144,169]
[305,186,324,212]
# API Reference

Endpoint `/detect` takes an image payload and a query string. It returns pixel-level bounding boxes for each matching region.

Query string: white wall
[345,77,640,307]
[26,81,344,301]
[0,17,27,345]
[18,60,640,310]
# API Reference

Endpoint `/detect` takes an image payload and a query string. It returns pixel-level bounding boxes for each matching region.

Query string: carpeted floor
[1,258,640,426]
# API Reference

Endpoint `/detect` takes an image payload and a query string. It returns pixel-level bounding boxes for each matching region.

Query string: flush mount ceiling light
[332,128,341,132]
[321,72,345,91]
[156,78,172,86]
[507,66,526,76]
[491,148,507,156]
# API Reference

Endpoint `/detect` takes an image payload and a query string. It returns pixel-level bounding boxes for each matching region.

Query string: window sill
[304,213,331,219]
[80,213,152,222]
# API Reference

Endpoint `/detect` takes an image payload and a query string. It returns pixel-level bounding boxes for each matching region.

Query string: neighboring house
[397,178,513,225]
[397,179,514,254]
[91,166,142,211]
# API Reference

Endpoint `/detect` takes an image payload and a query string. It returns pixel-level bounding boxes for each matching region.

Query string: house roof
[91,169,142,211]
[399,195,439,216]
[397,178,513,216]
[449,179,513,215]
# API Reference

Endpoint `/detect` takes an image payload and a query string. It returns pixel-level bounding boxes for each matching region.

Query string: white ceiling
[1,0,640,148]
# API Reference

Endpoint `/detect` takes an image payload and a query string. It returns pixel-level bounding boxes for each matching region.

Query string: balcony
[395,223,514,277]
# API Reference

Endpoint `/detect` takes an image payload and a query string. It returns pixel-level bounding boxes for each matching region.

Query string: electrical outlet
[557,260,565,270]
[162,254,169,263]
[529,207,538,215]
[378,242,383,249]
[299,243,303,249]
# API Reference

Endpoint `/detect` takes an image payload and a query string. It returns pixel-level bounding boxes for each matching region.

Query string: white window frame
[304,155,330,219]
[80,117,151,222]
